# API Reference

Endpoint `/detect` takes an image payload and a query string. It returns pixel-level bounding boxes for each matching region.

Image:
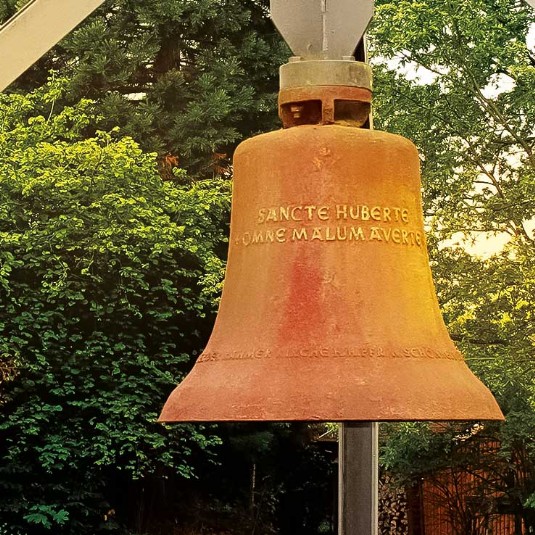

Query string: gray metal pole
[338,422,379,535]
[337,33,378,535]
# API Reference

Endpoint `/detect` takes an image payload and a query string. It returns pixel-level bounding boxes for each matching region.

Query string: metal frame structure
[0,0,104,92]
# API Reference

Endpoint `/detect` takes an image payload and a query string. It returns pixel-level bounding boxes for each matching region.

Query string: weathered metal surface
[270,0,374,60]
[279,85,371,127]
[159,124,504,423]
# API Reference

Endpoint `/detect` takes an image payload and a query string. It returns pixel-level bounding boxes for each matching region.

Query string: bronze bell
[159,61,503,423]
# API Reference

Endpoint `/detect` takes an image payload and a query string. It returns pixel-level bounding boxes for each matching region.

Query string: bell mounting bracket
[270,0,374,61]
[270,0,374,127]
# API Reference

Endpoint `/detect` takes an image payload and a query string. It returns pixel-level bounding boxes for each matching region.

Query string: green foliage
[0,0,24,22]
[186,423,336,535]
[1,0,288,176]
[371,0,535,528]
[0,80,230,533]
[371,0,534,240]
[23,505,69,530]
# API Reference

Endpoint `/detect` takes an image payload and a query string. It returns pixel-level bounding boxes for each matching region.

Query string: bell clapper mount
[271,0,374,128]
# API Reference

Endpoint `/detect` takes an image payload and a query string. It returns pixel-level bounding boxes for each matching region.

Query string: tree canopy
[371,0,534,242]
[372,0,534,530]
[0,0,288,177]
[0,80,229,532]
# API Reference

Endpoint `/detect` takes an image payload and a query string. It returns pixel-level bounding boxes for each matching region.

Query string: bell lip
[158,416,505,424]
[157,356,504,424]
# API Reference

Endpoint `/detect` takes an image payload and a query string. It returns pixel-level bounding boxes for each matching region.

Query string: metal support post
[338,422,379,535]
[337,35,378,535]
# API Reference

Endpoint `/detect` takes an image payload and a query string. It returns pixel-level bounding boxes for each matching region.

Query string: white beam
[0,0,104,92]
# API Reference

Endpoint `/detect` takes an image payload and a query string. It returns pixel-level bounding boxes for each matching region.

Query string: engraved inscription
[234,202,424,248]
[197,346,462,362]
[257,204,410,224]
[236,226,423,247]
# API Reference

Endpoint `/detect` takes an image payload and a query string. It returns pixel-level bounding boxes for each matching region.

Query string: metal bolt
[290,105,303,119]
